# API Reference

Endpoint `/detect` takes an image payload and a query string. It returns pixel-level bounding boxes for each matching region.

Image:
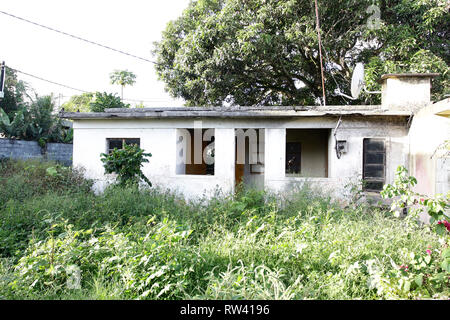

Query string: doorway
[235,128,265,190]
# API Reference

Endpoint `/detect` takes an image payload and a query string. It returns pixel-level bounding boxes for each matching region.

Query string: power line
[320,43,350,104]
[7,65,89,93]
[6,65,178,103]
[0,10,157,64]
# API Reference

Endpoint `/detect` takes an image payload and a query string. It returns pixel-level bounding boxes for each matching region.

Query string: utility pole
[0,61,5,99]
[314,0,326,106]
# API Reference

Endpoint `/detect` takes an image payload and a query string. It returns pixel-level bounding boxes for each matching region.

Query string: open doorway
[235,129,265,190]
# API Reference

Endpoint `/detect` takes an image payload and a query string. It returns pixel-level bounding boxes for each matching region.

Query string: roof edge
[379,73,440,83]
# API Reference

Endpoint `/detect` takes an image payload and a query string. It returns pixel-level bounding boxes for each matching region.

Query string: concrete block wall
[0,139,73,166]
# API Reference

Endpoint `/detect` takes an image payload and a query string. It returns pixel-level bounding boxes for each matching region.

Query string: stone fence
[0,138,73,166]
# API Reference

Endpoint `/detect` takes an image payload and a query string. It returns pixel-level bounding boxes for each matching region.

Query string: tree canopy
[154,0,449,106]
[110,69,137,100]
[60,92,94,113]
[0,67,30,116]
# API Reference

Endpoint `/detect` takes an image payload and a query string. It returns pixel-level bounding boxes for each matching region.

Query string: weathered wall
[73,117,409,200]
[381,77,431,112]
[0,139,72,166]
[264,117,409,199]
[73,120,235,198]
[285,129,329,177]
[409,98,450,196]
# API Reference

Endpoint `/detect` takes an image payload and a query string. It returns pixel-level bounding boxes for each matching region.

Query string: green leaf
[0,107,11,126]
[46,167,59,177]
[441,259,450,273]
[435,223,446,235]
[442,248,450,259]
[414,274,423,287]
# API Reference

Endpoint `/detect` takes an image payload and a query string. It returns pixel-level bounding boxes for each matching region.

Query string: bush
[100,144,152,187]
[0,96,72,144]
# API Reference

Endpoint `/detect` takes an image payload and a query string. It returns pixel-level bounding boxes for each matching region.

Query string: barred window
[363,138,385,192]
[107,138,140,154]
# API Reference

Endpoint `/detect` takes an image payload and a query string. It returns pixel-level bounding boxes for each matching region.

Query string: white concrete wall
[73,119,235,199]
[409,99,450,196]
[264,117,409,199]
[73,117,410,200]
[381,77,431,112]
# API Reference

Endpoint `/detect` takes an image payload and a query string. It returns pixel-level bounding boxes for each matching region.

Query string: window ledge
[172,174,216,179]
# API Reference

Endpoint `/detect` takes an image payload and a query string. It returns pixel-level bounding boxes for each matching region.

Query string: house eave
[60,106,412,120]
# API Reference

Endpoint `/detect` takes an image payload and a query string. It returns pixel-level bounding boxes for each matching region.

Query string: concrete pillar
[214,128,235,193]
[264,128,285,183]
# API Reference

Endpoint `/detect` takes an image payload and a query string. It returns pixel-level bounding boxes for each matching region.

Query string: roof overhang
[60,106,412,120]
[378,73,440,83]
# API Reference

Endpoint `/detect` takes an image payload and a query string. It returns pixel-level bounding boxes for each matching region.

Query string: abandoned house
[62,73,449,200]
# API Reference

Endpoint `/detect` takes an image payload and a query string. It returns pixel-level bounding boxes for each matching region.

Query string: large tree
[154,0,449,106]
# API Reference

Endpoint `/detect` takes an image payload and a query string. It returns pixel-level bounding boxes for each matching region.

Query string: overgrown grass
[0,160,448,300]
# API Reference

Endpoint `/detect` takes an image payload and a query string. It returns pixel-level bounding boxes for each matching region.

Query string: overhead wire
[5,65,176,104]
[7,65,89,93]
[0,10,158,64]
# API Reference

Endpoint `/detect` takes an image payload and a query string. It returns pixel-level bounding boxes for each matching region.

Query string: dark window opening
[107,138,140,154]
[363,138,386,192]
[285,129,329,177]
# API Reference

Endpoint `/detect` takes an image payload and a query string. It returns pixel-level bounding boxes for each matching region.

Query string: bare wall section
[0,139,72,166]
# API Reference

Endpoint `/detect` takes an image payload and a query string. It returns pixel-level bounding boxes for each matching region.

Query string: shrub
[100,144,152,187]
[0,96,71,144]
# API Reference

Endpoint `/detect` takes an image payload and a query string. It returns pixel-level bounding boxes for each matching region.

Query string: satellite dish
[335,62,381,100]
[351,63,365,99]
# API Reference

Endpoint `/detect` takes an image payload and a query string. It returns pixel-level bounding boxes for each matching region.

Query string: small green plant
[379,166,449,298]
[100,144,152,187]
[381,166,449,235]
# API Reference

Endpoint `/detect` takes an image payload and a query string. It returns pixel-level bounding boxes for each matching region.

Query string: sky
[0,0,191,107]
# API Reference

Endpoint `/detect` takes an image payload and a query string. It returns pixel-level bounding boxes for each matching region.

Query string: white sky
[0,0,191,107]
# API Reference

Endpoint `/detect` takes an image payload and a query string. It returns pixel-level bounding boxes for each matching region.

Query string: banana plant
[0,107,28,139]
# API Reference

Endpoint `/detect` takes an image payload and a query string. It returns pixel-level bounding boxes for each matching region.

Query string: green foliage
[0,160,448,300]
[0,67,29,117]
[60,93,94,113]
[100,144,152,187]
[0,95,71,144]
[381,166,449,232]
[89,92,130,112]
[109,70,137,87]
[154,0,449,106]
[0,68,70,143]
[379,165,450,298]
[109,70,137,100]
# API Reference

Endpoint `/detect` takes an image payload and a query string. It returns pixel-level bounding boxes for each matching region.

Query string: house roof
[60,105,412,120]
[432,97,450,118]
